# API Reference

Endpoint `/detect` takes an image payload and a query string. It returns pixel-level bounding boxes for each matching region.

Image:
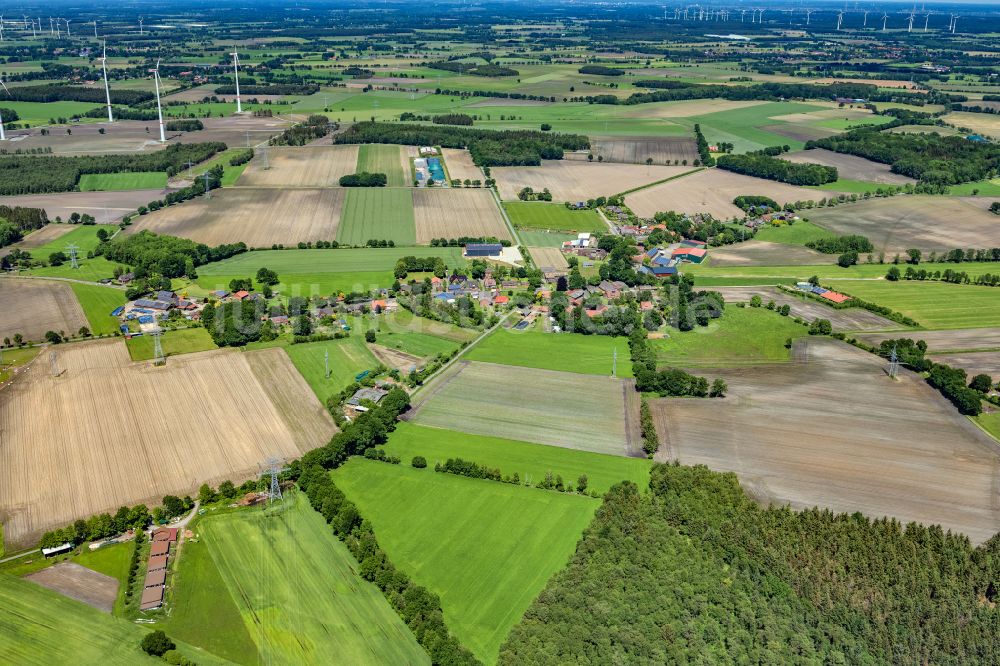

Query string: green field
[0,100,103,126]
[356,144,407,187]
[284,336,379,403]
[0,573,230,665]
[753,221,835,246]
[79,172,168,191]
[385,422,650,494]
[332,459,598,664]
[22,223,117,255]
[673,101,828,152]
[515,229,576,247]
[125,327,218,361]
[72,542,133,615]
[69,282,127,336]
[338,189,416,246]
[817,178,884,193]
[369,325,462,358]
[652,307,806,366]
[503,202,606,233]
[948,179,1000,196]
[466,327,633,377]
[687,261,1000,284]
[195,492,428,664]
[0,346,40,384]
[975,412,1000,443]
[834,280,1000,329]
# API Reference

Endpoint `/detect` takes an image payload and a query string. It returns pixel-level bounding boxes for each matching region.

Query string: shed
[152,527,178,542]
[41,542,73,557]
[144,568,166,588]
[139,586,164,611]
[147,554,169,572]
[464,243,503,258]
[149,541,170,557]
[347,387,389,407]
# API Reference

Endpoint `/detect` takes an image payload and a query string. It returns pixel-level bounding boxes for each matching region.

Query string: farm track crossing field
[356,144,407,187]
[235,145,360,187]
[0,341,335,547]
[413,189,511,244]
[807,196,1000,255]
[0,278,89,343]
[125,188,344,247]
[198,493,429,665]
[782,148,914,185]
[0,190,167,226]
[78,172,168,191]
[855,328,1000,352]
[835,280,1000,329]
[504,201,605,233]
[493,161,695,201]
[338,188,416,246]
[466,328,634,376]
[586,136,698,165]
[409,361,635,455]
[440,148,482,183]
[711,287,899,331]
[332,459,599,664]
[655,339,1000,545]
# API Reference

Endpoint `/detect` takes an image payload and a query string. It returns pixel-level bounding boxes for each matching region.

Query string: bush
[338,172,387,187]
[411,456,427,468]
[140,631,176,657]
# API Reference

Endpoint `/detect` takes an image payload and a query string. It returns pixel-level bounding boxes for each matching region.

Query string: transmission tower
[324,348,331,379]
[267,457,283,503]
[888,344,899,379]
[67,243,79,269]
[261,142,270,170]
[151,330,165,366]
[203,171,212,199]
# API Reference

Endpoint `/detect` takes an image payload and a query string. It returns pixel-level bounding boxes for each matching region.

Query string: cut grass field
[78,172,168,191]
[69,282,127,336]
[975,412,1000,443]
[356,144,407,187]
[22,223,117,255]
[332,459,598,664]
[284,336,378,403]
[0,346,40,385]
[125,327,218,361]
[516,229,576,248]
[834,281,1000,330]
[466,327,633,377]
[338,188,416,246]
[386,422,651,495]
[503,202,605,233]
[752,221,834,246]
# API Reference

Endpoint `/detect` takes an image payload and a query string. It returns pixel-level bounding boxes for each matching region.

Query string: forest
[716,153,838,186]
[2,83,153,105]
[334,121,589,166]
[0,205,48,248]
[97,230,246,278]
[500,463,1000,665]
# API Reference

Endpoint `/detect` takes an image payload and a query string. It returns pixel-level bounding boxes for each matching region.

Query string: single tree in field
[576,475,588,493]
[710,378,728,397]
[140,631,175,657]
[886,266,901,281]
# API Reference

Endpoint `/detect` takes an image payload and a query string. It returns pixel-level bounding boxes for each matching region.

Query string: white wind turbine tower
[805,9,814,25]
[907,12,914,33]
[64,19,70,37]
[100,42,113,122]
[230,48,243,113]
[151,58,165,142]
[1,16,5,42]
[836,11,843,30]
[951,15,958,33]
[882,13,888,31]
[0,76,9,141]
[139,17,144,36]
[93,21,98,38]
[923,13,930,32]
[863,11,869,28]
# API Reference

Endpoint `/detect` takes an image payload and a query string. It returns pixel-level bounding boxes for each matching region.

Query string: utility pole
[888,344,899,378]
[325,348,331,379]
[152,330,165,365]
[67,243,80,269]
[612,346,617,378]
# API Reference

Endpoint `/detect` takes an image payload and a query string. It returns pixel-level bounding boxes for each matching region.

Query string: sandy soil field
[441,149,482,183]
[237,145,360,187]
[0,341,335,547]
[412,189,512,243]
[587,136,699,165]
[26,562,119,613]
[494,161,694,202]
[626,169,836,220]
[808,196,999,254]
[625,99,769,119]
[782,148,915,184]
[0,278,90,343]
[528,247,569,271]
[942,111,1000,138]
[711,286,899,331]
[928,351,1000,376]
[653,338,1000,544]
[706,240,829,266]
[124,187,344,247]
[855,328,1000,352]
[0,190,167,225]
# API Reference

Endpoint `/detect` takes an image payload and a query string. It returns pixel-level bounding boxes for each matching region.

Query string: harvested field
[808,196,1000,254]
[440,149,482,183]
[711,286,899,331]
[0,278,89,343]
[0,341,335,547]
[179,115,295,148]
[626,169,836,220]
[369,344,422,373]
[161,84,218,103]
[412,189,511,244]
[654,338,1000,544]
[124,188,344,247]
[493,161,694,202]
[812,78,919,90]
[26,562,119,613]
[928,351,1000,376]
[408,361,636,456]
[855,328,1000,352]
[528,246,569,271]
[759,123,836,143]
[6,224,75,249]
[0,190,167,225]
[626,99,769,119]
[942,111,1000,139]
[587,136,698,165]
[782,148,915,185]
[706,241,829,266]
[237,145,360,187]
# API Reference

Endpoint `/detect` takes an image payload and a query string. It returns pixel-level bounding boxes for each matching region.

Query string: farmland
[705,240,830,266]
[586,136,698,165]
[467,327,633,376]
[440,148,482,183]
[0,190,165,226]
[835,280,1000,329]
[0,341,335,547]
[125,327,218,361]
[652,307,808,366]
[526,246,569,271]
[654,339,1000,544]
[409,361,635,455]
[68,283,127,336]
[357,144,408,187]
[493,161,694,201]
[124,187,344,247]
[781,148,914,185]
[941,111,1000,139]
[711,287,898,331]
[338,188,416,246]
[284,336,378,403]
[237,145,360,187]
[78,172,168,191]
[412,189,512,244]
[854,328,1000,353]
[0,278,89,343]
[927,351,1000,376]
[504,201,605,233]
[332,458,599,664]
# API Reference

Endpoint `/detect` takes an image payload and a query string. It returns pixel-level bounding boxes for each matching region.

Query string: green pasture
[367,325,462,358]
[817,178,886,193]
[356,144,407,187]
[670,101,829,152]
[0,100,102,126]
[975,412,1000,443]
[503,202,605,233]
[385,422,651,495]
[686,261,1000,284]
[516,229,576,247]
[466,327,633,377]
[284,336,379,403]
[753,221,835,246]
[69,282,127,336]
[25,223,117,255]
[79,172,167,191]
[73,541,133,615]
[125,327,217,361]
[949,179,1000,196]
[332,459,598,664]
[338,189,416,246]
[834,280,1000,330]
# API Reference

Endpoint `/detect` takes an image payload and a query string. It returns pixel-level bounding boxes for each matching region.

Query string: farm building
[147,555,168,572]
[672,247,707,263]
[144,568,166,588]
[41,543,73,557]
[347,387,389,408]
[149,541,170,557]
[140,586,164,611]
[152,527,178,542]
[465,243,503,258]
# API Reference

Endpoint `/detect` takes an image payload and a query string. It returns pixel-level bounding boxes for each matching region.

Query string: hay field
[408,361,634,456]
[626,169,835,219]
[237,145,360,187]
[0,278,89,343]
[711,287,898,331]
[808,196,999,254]
[441,149,482,182]
[412,189,512,243]
[587,136,699,165]
[0,341,335,547]
[942,111,1000,138]
[654,339,1000,544]
[125,188,344,247]
[493,161,694,201]
[528,246,569,271]
[782,148,915,185]
[0,190,166,225]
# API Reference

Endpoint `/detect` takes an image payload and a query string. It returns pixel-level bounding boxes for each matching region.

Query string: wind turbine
[863,11,869,28]
[93,20,98,38]
[230,48,243,113]
[64,18,70,37]
[805,9,814,25]
[907,13,914,33]
[0,76,9,141]
[151,59,165,142]
[139,17,144,36]
[882,13,888,31]
[951,15,958,33]
[924,13,930,32]
[836,11,843,31]
[100,42,113,123]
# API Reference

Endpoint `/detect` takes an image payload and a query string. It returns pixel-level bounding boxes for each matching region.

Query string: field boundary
[613,167,703,197]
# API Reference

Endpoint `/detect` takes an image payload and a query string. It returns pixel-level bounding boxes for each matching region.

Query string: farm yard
[585,136,698,165]
[654,339,1000,545]
[337,188,415,246]
[0,341,335,547]
[440,148,482,183]
[124,187,344,247]
[492,161,695,201]
[781,148,914,185]
[237,145,360,187]
[0,278,89,343]
[408,361,636,455]
[332,459,599,664]
[412,189,512,244]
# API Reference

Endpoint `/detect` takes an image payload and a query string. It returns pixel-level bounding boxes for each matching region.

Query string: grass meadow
[687,261,1000,284]
[332,459,598,664]
[72,541,133,615]
[834,281,1000,329]
[356,144,406,187]
[78,172,168,191]
[69,283,127,336]
[515,229,576,247]
[466,327,633,377]
[753,221,835,246]
[338,189,416,246]
[284,336,379,403]
[0,346,41,384]
[652,307,807,366]
[125,327,218,361]
[503,202,606,233]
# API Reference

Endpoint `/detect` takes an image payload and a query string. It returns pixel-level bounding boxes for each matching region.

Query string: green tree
[710,378,728,397]
[140,630,175,657]
[887,266,901,281]
[969,374,993,394]
[576,474,588,493]
[412,456,427,468]
[365,329,377,343]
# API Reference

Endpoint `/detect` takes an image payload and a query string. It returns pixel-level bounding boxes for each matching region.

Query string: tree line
[339,172,387,187]
[270,115,333,146]
[98,230,246,279]
[716,153,838,186]
[0,205,48,248]
[1,83,153,105]
[214,83,319,95]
